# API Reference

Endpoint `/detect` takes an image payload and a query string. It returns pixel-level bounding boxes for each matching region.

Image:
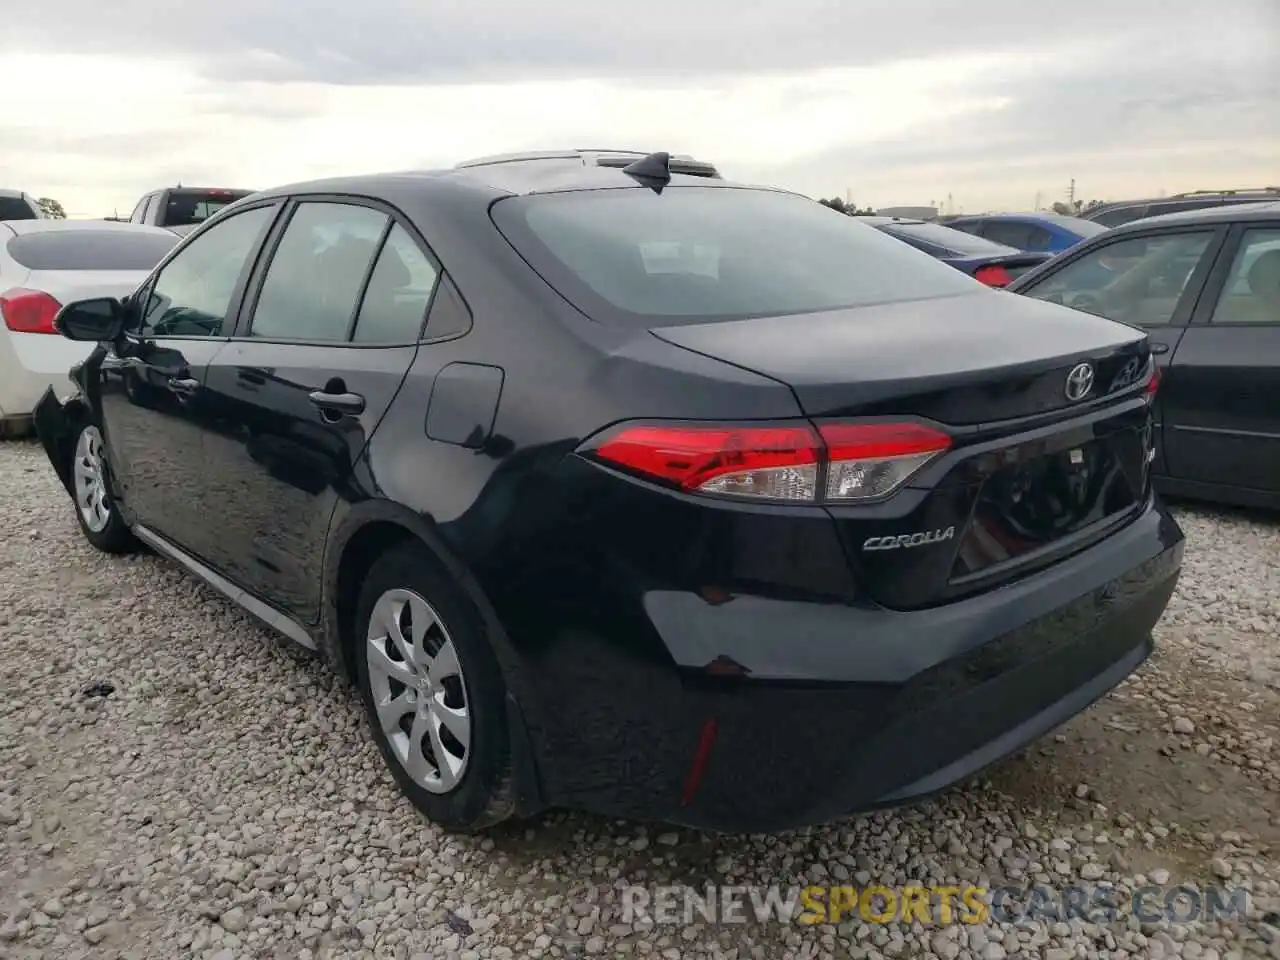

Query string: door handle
[167,377,200,396]
[308,390,365,416]
[1149,342,1170,355]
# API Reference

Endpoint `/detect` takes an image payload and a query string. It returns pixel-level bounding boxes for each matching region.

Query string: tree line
[36,198,66,218]
[817,197,877,215]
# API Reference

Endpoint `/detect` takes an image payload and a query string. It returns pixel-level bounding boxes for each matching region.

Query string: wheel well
[334,520,417,682]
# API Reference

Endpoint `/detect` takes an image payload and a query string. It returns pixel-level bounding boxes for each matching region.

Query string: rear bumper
[517,493,1183,832]
[0,330,90,418]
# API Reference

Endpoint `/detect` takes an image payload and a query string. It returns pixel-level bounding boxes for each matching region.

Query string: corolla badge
[862,526,956,551]
[1064,362,1095,402]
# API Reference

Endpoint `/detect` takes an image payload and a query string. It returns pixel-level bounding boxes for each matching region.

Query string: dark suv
[1083,188,1280,229]
[33,151,1183,833]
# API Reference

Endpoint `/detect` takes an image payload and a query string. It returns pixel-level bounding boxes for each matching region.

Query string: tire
[354,541,514,831]
[69,420,138,554]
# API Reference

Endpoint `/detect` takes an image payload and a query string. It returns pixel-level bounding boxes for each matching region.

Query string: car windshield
[878,221,1016,257]
[491,187,981,326]
[161,191,252,227]
[6,230,179,271]
[0,196,38,221]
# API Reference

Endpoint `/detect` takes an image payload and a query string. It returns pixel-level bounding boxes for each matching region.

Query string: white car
[0,219,179,436]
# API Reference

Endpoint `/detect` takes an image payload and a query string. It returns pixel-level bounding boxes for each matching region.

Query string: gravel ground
[1,437,1278,960]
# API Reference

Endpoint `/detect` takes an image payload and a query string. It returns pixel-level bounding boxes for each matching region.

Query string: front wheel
[70,421,138,554]
[354,542,514,831]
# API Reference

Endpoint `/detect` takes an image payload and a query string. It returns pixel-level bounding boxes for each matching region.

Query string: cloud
[0,0,1275,216]
[9,0,1275,85]
[731,21,1280,209]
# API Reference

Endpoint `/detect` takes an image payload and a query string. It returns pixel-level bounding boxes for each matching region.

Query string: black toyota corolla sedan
[33,149,1183,833]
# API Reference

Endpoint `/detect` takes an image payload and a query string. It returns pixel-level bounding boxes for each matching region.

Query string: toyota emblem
[1065,362,1095,402]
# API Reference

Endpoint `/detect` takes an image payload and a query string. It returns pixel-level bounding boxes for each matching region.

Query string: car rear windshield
[161,190,252,227]
[6,230,179,271]
[878,221,1016,257]
[491,187,981,326]
[0,197,38,221]
[1065,217,1110,237]
[1089,207,1148,228]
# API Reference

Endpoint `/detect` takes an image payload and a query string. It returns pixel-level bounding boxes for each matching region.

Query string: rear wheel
[354,542,513,831]
[70,422,137,554]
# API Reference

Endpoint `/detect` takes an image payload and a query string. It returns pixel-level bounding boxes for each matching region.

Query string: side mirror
[54,297,125,342]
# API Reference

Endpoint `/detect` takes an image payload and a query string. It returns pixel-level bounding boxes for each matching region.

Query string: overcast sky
[3,0,1277,217]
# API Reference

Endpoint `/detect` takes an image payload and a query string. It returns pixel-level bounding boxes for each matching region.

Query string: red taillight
[590,423,821,500]
[0,288,61,334]
[1145,364,1161,402]
[974,264,1013,287]
[585,420,952,503]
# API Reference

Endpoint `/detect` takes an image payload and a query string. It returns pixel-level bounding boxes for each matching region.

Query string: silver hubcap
[73,425,111,533]
[365,588,470,794]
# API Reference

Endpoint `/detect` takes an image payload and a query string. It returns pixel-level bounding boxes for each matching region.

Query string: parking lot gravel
[1,437,1278,960]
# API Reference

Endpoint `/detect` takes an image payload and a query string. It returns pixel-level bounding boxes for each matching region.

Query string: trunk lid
[649,290,1148,422]
[651,291,1156,609]
[31,269,150,305]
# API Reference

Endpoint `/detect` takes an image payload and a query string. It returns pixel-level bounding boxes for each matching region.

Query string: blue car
[864,217,1053,287]
[943,213,1108,254]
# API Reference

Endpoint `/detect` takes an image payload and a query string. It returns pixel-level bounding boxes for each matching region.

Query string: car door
[1015,224,1227,480]
[197,196,441,624]
[1160,222,1280,496]
[97,201,281,554]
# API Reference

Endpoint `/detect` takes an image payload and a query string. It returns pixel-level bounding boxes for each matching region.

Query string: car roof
[252,163,786,205]
[159,186,255,195]
[1091,189,1280,211]
[954,212,1094,228]
[0,188,29,199]
[1107,200,1280,231]
[0,218,179,238]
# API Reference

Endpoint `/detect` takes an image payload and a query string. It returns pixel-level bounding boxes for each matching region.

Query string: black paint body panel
[33,165,1188,831]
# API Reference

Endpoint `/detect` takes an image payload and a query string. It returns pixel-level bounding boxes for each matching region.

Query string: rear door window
[491,187,979,327]
[351,223,440,343]
[249,201,389,341]
[6,230,179,271]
